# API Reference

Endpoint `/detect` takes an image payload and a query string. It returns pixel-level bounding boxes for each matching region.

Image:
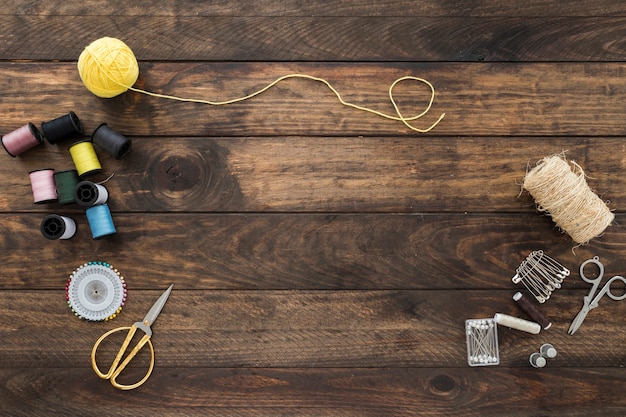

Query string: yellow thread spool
[69,141,102,177]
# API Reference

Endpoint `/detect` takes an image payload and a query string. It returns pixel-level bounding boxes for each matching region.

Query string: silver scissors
[568,257,626,335]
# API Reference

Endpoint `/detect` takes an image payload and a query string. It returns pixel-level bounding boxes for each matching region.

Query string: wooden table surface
[2,1,626,416]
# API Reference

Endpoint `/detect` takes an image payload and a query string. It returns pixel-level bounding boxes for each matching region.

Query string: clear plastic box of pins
[466,318,499,367]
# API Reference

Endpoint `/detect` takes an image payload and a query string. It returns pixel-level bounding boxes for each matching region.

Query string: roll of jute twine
[523,155,614,245]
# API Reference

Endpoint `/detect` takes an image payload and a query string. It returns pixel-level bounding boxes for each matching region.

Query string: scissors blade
[142,284,174,327]
[568,305,590,335]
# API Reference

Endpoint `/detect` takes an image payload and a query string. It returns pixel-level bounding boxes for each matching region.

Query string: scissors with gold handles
[568,257,626,335]
[91,284,173,390]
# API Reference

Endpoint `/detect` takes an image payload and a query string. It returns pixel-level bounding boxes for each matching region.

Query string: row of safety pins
[1,112,132,240]
[467,250,568,367]
[512,250,570,303]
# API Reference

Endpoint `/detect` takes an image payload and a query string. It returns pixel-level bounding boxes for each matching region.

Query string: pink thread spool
[1,123,44,157]
[29,168,57,204]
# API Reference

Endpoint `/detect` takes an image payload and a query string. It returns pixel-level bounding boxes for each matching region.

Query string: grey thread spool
[91,123,132,159]
[40,214,77,240]
[41,111,84,145]
[513,292,552,330]
[75,181,109,207]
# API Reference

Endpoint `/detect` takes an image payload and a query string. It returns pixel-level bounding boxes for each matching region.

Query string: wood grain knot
[159,155,203,193]
[429,374,456,394]
[145,144,241,210]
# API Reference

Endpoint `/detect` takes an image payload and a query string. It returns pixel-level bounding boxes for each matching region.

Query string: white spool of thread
[75,181,109,207]
[40,214,77,240]
[494,313,541,334]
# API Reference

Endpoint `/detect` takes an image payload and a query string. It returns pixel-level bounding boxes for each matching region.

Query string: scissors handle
[91,325,155,390]
[599,276,626,302]
[579,256,604,284]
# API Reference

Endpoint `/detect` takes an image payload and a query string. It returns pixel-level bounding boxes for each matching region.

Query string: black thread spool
[91,123,132,159]
[41,112,84,145]
[40,214,77,240]
[75,180,109,207]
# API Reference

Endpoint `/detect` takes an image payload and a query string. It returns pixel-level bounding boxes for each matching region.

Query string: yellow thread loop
[78,37,445,132]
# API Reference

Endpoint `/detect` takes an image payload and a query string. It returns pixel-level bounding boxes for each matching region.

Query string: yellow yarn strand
[78,37,445,133]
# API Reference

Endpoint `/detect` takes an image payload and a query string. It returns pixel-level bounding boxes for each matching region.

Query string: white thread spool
[40,214,77,240]
[494,313,541,334]
[75,181,109,207]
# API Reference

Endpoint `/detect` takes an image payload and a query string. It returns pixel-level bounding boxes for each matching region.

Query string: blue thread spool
[91,123,132,159]
[85,203,116,239]
[41,111,84,145]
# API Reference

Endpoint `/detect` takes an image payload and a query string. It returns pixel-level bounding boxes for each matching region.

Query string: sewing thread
[92,123,132,159]
[77,37,445,133]
[494,313,541,334]
[523,155,614,244]
[40,214,77,240]
[75,180,109,207]
[86,203,116,239]
[54,169,80,204]
[513,292,552,330]
[69,140,102,177]
[29,169,57,204]
[41,111,84,145]
[1,123,44,157]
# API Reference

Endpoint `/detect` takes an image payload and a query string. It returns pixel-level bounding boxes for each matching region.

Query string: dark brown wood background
[1,1,626,416]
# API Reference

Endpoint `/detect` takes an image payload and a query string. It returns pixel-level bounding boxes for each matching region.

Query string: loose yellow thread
[78,37,445,132]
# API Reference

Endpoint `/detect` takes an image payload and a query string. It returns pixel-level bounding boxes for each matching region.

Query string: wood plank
[0,136,623,213]
[2,16,626,61]
[5,0,626,17]
[1,63,625,137]
[0,213,621,290]
[0,290,624,368]
[0,367,623,417]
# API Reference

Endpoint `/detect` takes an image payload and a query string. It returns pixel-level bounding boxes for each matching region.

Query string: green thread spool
[53,169,81,204]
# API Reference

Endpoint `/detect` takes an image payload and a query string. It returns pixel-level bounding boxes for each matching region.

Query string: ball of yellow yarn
[77,37,139,98]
